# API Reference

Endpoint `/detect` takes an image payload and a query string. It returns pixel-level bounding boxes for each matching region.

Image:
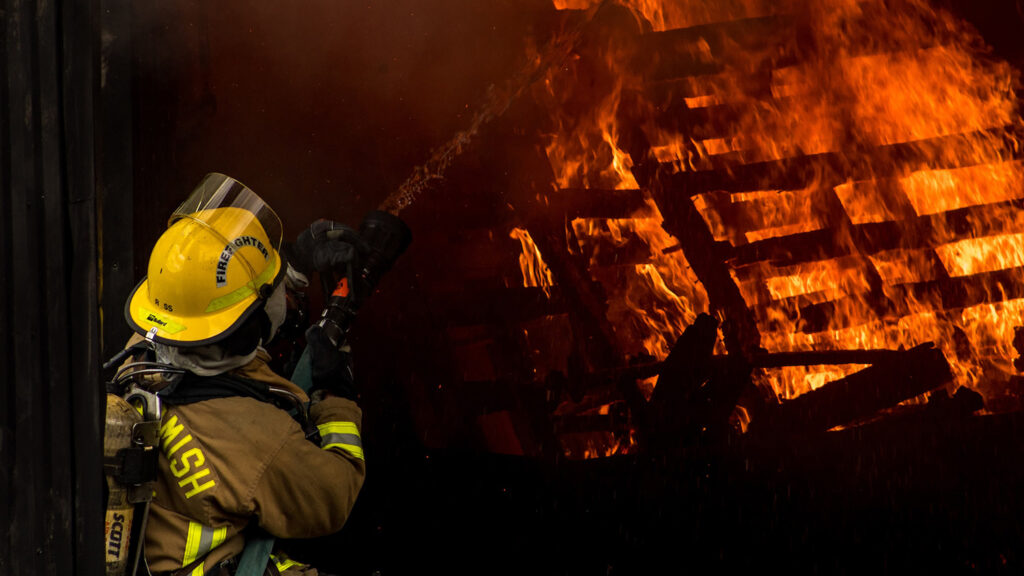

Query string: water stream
[378,0,612,215]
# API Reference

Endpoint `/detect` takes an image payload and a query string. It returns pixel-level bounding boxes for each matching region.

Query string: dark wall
[1,0,105,574]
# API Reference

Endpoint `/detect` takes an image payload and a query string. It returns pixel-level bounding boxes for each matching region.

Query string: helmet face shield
[126,173,286,347]
[170,173,283,253]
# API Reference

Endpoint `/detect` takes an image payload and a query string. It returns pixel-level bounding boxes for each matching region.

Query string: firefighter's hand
[289,220,359,277]
[305,324,356,401]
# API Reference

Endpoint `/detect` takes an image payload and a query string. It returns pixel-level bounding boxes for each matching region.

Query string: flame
[537,0,1024,457]
[764,258,872,302]
[685,0,1021,402]
[900,163,1024,216]
[542,72,640,190]
[571,198,710,359]
[760,364,870,401]
[935,234,1024,278]
[510,227,556,297]
[730,405,752,433]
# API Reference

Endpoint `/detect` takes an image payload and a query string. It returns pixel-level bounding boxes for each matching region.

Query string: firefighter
[122,173,364,576]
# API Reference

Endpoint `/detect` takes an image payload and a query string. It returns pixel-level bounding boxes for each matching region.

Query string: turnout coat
[142,346,365,576]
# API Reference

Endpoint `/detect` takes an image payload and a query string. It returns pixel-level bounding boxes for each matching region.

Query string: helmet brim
[124,255,284,347]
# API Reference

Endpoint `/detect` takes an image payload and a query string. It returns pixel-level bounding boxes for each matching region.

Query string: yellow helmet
[125,173,285,347]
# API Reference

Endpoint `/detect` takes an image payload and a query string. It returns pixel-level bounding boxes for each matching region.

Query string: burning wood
[532,0,1024,417]
[752,343,955,435]
[409,0,1024,459]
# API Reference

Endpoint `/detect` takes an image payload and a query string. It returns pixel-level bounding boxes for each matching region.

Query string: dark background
[3,0,1024,574]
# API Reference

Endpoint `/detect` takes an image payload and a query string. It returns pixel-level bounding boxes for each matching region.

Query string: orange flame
[539,0,1024,448]
[571,198,710,359]
[510,227,556,297]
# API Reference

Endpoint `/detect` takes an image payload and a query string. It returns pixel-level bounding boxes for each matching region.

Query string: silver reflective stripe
[198,527,216,559]
[321,432,361,448]
[316,421,364,460]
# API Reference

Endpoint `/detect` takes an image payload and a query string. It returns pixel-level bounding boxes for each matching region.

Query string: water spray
[377,0,615,215]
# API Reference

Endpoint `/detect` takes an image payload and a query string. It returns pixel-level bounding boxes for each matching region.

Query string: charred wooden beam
[584,348,919,383]
[696,185,855,250]
[641,70,776,109]
[796,264,1024,333]
[654,97,796,142]
[752,342,953,435]
[528,220,627,371]
[584,236,662,269]
[637,15,797,81]
[747,349,908,368]
[661,124,1024,197]
[552,403,631,434]
[642,313,753,449]
[825,190,901,323]
[898,265,1024,311]
[637,4,972,83]
[620,111,764,355]
[649,172,763,354]
[731,227,878,268]
[790,298,862,334]
[729,197,1024,268]
[498,138,627,376]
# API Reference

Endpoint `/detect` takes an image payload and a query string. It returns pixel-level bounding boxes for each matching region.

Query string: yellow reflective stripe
[323,441,365,461]
[273,557,305,572]
[204,253,278,313]
[183,522,204,566]
[183,522,227,568]
[211,526,227,550]
[317,421,364,461]
[190,562,205,576]
[317,421,360,437]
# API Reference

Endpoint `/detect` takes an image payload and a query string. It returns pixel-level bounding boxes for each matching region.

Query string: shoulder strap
[158,371,322,444]
[235,533,275,576]
[158,372,280,407]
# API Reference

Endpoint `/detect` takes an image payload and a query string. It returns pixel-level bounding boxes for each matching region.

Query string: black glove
[305,324,356,400]
[288,220,361,277]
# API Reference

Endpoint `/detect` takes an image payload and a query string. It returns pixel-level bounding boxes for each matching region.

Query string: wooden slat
[620,121,762,355]
[529,220,627,370]
[661,124,1024,197]
[647,171,763,355]
[637,15,796,81]
[753,343,953,435]
[795,265,1024,333]
[729,197,1024,268]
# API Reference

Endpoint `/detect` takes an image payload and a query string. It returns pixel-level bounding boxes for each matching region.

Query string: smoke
[130,0,556,233]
